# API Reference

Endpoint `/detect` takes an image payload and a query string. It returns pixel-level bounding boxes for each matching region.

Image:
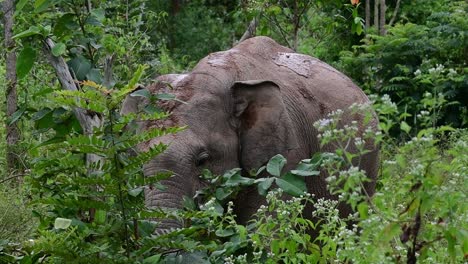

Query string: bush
[338,1,468,135]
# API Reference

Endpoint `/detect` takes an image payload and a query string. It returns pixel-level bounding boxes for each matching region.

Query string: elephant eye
[196,152,210,167]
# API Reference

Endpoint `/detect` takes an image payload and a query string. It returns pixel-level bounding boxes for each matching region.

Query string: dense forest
[1,0,467,263]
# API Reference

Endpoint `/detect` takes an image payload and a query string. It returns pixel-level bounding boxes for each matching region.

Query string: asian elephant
[122,36,379,233]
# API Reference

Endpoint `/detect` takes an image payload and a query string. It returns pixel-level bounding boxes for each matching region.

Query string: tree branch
[43,38,102,134]
[238,18,258,44]
[43,37,104,177]
[388,0,401,27]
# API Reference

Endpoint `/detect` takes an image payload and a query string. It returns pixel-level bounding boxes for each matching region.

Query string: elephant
[121,36,379,234]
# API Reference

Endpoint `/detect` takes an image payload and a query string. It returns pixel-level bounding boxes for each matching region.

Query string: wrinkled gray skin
[122,37,379,233]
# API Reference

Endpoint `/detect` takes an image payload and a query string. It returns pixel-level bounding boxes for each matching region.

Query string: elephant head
[122,72,301,231]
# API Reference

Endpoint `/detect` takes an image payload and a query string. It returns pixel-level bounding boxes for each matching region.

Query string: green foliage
[2,0,467,263]
[17,69,183,263]
[139,102,467,263]
[339,1,468,134]
[0,189,36,242]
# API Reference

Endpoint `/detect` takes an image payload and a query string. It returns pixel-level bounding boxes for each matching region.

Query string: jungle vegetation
[0,0,466,263]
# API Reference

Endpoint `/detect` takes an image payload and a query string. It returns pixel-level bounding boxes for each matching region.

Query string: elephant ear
[231,80,299,172]
[121,85,148,133]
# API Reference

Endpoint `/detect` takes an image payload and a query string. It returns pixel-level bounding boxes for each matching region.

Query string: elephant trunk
[144,173,194,234]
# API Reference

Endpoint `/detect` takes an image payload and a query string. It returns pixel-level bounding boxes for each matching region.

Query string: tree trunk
[374,0,379,30]
[379,0,386,35]
[43,38,103,168]
[365,0,371,30]
[3,0,20,175]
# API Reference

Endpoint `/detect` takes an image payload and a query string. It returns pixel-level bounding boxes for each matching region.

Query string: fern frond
[123,143,168,172]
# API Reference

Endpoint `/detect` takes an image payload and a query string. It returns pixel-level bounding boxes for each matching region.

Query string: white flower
[448,68,457,77]
[414,69,422,76]
[318,118,332,128]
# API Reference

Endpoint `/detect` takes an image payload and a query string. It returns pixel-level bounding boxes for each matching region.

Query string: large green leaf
[291,162,320,177]
[225,174,254,187]
[7,108,26,125]
[35,0,54,12]
[67,56,92,80]
[54,217,72,229]
[275,173,307,197]
[53,13,79,37]
[51,42,66,56]
[256,177,275,196]
[266,154,286,177]
[13,26,41,39]
[16,46,37,79]
[16,0,29,12]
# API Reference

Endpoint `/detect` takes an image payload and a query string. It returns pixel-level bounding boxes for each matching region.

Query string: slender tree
[365,0,371,30]
[379,0,386,35]
[388,0,402,27]
[374,0,379,30]
[3,0,20,175]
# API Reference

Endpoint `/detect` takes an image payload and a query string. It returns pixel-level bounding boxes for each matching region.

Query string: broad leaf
[275,173,307,197]
[256,177,275,196]
[215,188,233,201]
[67,56,92,80]
[7,108,26,125]
[131,88,151,99]
[225,174,254,187]
[17,46,37,79]
[35,0,54,12]
[13,26,41,39]
[291,162,320,177]
[54,218,72,229]
[266,154,286,177]
[51,42,66,56]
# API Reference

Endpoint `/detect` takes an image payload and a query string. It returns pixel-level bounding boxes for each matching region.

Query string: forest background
[0,0,467,263]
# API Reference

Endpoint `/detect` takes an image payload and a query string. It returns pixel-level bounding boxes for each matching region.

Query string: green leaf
[380,222,400,242]
[35,0,53,12]
[131,88,151,99]
[51,42,66,56]
[16,46,37,79]
[267,154,286,177]
[94,210,106,224]
[8,108,26,125]
[215,188,233,201]
[400,121,411,133]
[13,26,41,39]
[155,93,176,100]
[67,56,92,80]
[143,254,161,264]
[54,13,79,37]
[215,228,235,237]
[357,202,369,219]
[54,217,72,229]
[225,174,254,187]
[16,0,29,12]
[291,162,320,177]
[275,173,306,197]
[128,187,143,197]
[90,9,105,22]
[257,177,274,196]
[32,108,52,121]
[86,68,102,84]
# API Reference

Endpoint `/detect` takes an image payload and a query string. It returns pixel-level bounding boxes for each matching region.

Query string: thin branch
[43,38,102,135]
[0,174,27,184]
[264,14,292,49]
[388,0,401,27]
